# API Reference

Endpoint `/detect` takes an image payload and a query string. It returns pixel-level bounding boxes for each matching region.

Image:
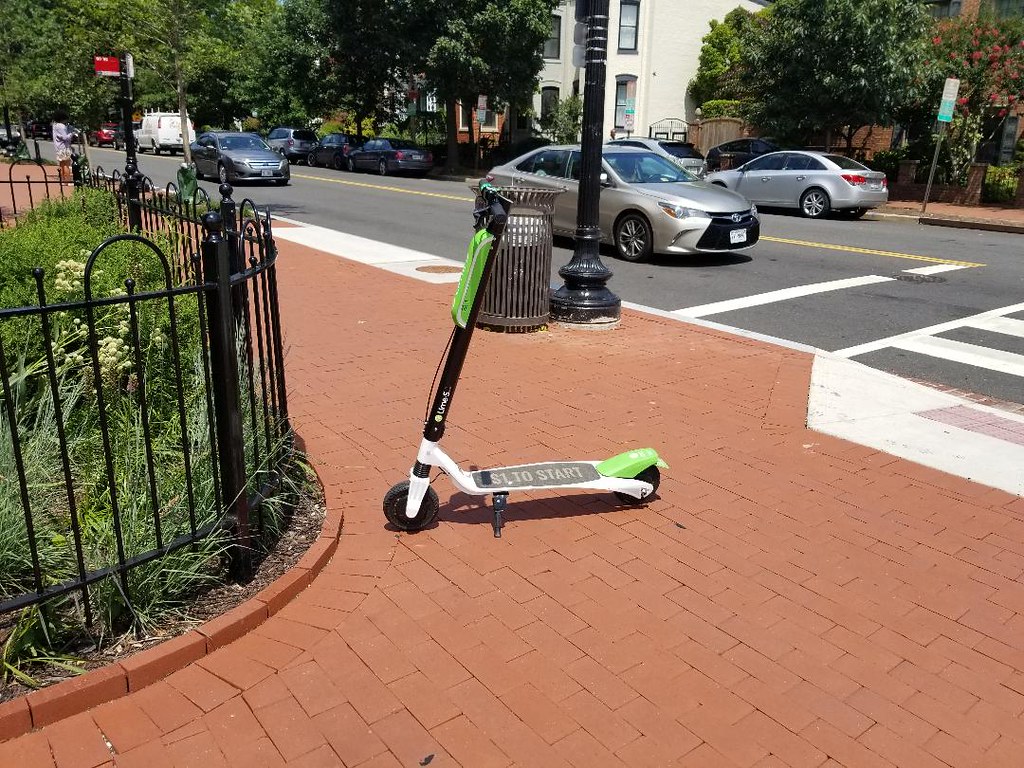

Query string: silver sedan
[484,145,759,262]
[704,150,888,219]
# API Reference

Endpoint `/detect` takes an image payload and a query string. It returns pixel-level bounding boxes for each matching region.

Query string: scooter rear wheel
[614,465,660,506]
[383,481,439,532]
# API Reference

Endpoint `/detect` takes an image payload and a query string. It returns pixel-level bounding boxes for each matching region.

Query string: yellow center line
[760,235,985,268]
[291,172,472,203]
[292,173,987,268]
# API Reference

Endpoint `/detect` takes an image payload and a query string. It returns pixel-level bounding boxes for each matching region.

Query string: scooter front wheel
[615,465,661,506]
[383,481,439,532]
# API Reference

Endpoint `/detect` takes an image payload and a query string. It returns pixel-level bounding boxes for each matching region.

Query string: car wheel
[307,152,317,167]
[333,154,345,171]
[274,178,288,186]
[153,142,161,155]
[378,158,388,176]
[839,207,867,219]
[799,187,831,219]
[345,156,355,172]
[614,213,654,263]
[218,163,230,185]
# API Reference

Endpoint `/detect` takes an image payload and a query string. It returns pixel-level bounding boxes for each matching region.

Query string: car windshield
[824,154,869,171]
[605,152,696,183]
[221,135,270,151]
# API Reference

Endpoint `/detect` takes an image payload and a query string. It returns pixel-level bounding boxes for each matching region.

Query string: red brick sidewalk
[3,236,1024,767]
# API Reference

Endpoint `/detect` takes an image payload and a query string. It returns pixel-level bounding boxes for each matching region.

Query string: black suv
[704,138,779,173]
[307,133,357,169]
[266,127,318,163]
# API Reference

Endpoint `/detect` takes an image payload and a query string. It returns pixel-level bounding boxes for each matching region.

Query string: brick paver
[4,231,1024,767]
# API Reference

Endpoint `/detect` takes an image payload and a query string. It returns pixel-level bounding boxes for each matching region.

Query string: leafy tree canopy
[688,8,756,110]
[742,0,931,149]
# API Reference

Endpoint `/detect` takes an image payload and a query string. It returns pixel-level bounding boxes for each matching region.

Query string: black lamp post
[549,0,620,326]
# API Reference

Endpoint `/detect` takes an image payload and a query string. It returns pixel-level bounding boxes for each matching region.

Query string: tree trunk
[175,55,192,166]
[445,97,459,175]
[823,127,832,153]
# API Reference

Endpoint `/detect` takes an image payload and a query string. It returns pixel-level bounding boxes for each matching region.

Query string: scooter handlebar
[476,181,512,232]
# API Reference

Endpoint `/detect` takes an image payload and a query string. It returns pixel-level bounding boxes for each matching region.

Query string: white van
[136,112,196,155]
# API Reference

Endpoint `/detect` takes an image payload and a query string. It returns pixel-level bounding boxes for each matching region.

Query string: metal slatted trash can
[473,186,563,332]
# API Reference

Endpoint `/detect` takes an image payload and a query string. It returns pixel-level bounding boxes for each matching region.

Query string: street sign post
[923,78,960,214]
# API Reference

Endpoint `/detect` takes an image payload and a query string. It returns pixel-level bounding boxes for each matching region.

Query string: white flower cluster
[97,335,132,380]
[151,329,168,351]
[53,259,86,295]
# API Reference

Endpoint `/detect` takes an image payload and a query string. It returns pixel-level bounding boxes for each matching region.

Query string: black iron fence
[0,167,291,632]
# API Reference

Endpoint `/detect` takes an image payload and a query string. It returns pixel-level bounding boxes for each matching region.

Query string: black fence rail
[0,175,290,632]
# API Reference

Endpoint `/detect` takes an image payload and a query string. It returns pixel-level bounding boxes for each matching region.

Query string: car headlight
[659,202,711,220]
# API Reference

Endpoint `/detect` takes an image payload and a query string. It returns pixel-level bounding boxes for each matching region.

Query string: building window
[924,0,961,16]
[994,0,1023,16]
[614,77,637,130]
[459,104,497,131]
[541,87,559,120]
[619,0,639,51]
[544,15,561,59]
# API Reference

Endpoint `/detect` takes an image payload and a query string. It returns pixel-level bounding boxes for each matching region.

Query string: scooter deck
[472,461,601,490]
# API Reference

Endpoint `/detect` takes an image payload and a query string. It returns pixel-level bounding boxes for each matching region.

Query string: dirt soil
[0,483,326,703]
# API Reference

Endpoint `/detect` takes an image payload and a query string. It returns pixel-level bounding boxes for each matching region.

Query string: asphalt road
[81,145,1024,407]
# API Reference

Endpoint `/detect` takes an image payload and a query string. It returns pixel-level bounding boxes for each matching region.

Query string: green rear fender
[596,448,668,478]
[451,229,495,328]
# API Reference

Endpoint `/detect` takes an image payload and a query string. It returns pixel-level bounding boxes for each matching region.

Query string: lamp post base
[549,285,620,326]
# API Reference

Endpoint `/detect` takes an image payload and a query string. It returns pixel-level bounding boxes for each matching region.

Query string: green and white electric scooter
[383,182,667,537]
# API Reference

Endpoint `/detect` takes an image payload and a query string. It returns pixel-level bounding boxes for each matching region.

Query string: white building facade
[523,0,768,142]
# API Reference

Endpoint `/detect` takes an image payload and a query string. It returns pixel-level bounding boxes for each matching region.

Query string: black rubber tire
[333,154,345,170]
[345,156,355,172]
[383,481,439,532]
[378,158,388,176]
[799,187,831,219]
[307,152,317,167]
[615,213,654,262]
[839,207,867,219]
[614,465,661,506]
[274,178,288,186]
[153,143,161,155]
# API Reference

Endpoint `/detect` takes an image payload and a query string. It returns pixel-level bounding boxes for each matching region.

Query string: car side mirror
[600,172,611,187]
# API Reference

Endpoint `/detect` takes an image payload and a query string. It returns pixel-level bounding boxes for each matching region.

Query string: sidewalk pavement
[875,200,1024,234]
[3,222,1024,768]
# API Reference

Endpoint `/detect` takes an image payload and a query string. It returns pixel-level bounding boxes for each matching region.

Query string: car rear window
[824,154,868,171]
[293,130,317,141]
[660,142,703,159]
[389,139,418,149]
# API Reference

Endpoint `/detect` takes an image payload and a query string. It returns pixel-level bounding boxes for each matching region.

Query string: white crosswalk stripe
[891,336,1024,378]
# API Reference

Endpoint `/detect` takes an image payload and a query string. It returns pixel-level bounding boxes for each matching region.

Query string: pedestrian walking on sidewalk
[51,110,78,185]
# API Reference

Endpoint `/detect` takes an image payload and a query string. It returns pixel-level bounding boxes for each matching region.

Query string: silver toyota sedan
[484,145,758,262]
[704,150,888,219]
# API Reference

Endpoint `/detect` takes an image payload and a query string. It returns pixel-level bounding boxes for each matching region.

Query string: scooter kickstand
[492,493,508,538]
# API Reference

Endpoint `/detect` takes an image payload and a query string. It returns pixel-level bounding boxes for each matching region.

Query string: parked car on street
[266,127,319,163]
[607,137,705,174]
[484,144,758,262]
[307,132,357,169]
[26,120,52,139]
[348,138,433,176]
[136,112,196,155]
[703,137,779,173]
[704,150,888,219]
[88,122,122,148]
[190,132,290,185]
[0,126,22,150]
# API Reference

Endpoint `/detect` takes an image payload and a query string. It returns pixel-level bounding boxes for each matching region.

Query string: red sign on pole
[94,55,120,77]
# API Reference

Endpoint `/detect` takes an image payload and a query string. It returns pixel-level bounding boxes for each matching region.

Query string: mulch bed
[0,481,326,703]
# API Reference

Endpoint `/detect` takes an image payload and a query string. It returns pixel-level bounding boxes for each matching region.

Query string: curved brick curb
[0,462,340,743]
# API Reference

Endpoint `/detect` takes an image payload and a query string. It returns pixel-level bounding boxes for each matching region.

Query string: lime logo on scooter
[451,230,495,328]
[434,387,451,422]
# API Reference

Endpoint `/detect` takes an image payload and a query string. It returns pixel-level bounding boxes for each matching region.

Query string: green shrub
[700,99,744,119]
[868,146,909,180]
[982,164,1021,205]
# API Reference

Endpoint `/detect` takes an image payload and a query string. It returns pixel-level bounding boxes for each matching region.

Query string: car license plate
[261,169,273,177]
[870,182,881,190]
[730,229,747,244]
